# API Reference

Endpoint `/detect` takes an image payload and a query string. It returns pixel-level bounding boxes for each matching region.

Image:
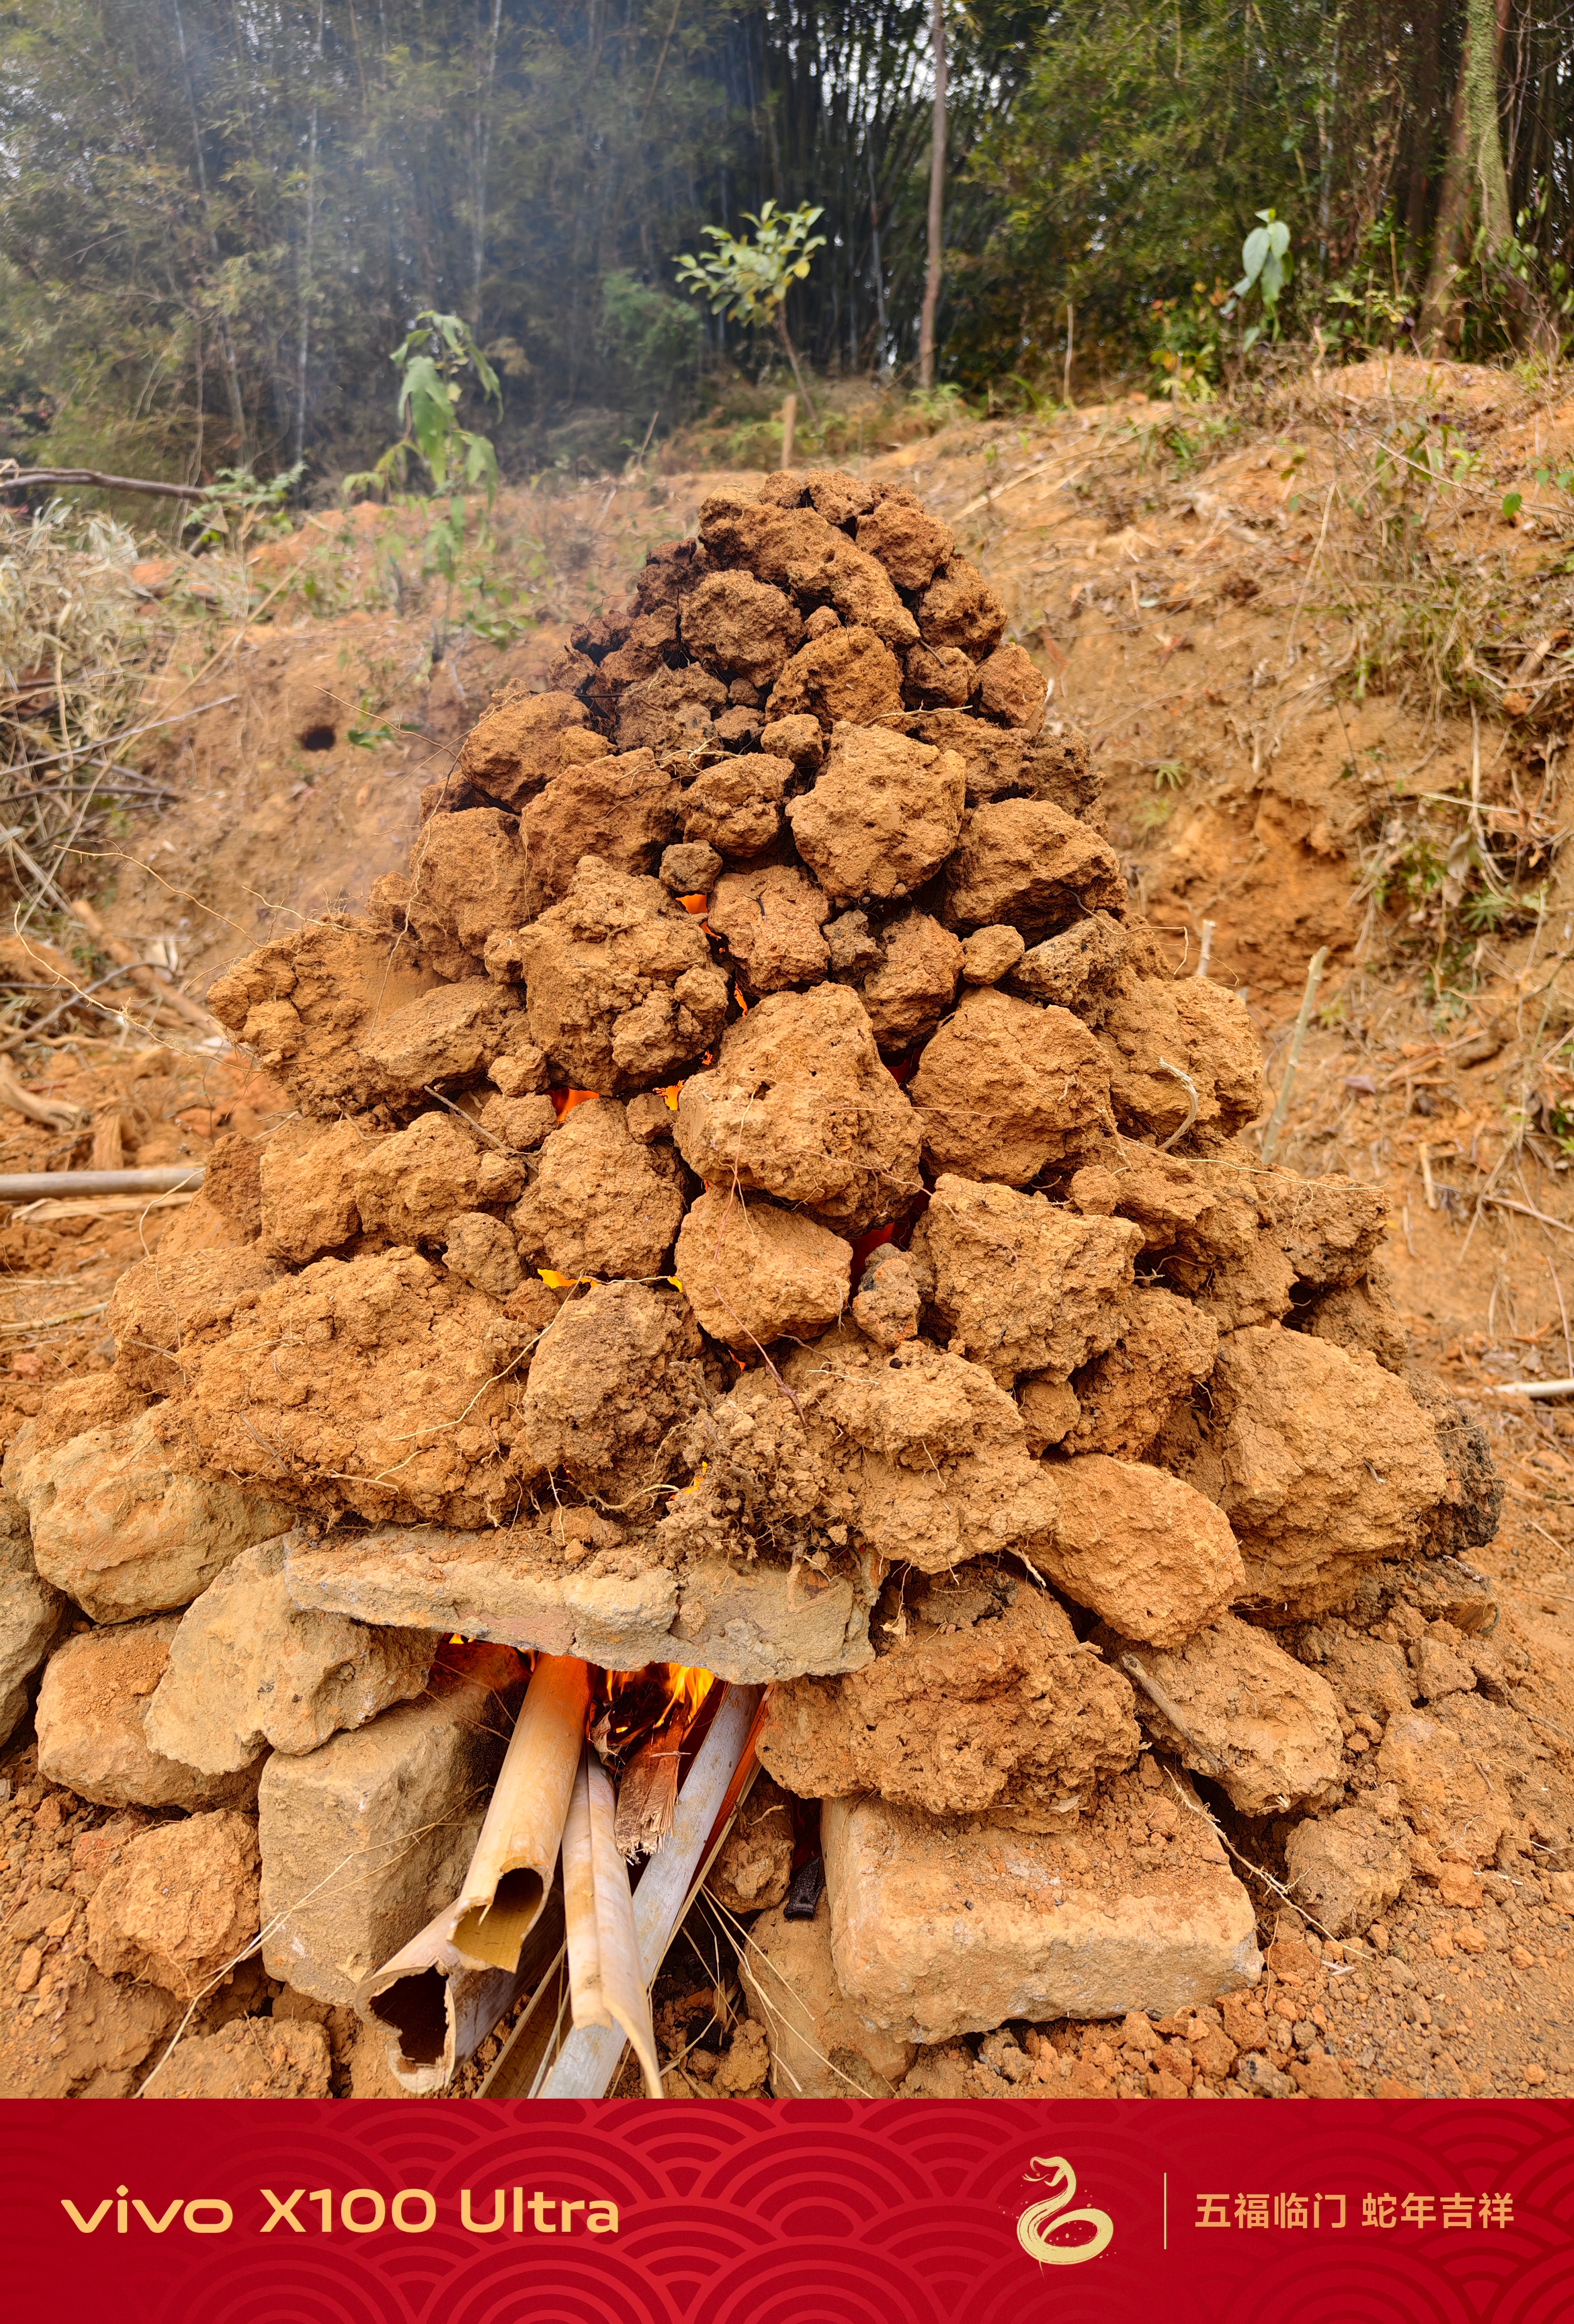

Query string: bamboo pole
[0,1166,204,1200]
[562,1748,664,2098]
[524,1680,763,2101]
[359,1889,565,2094]
[445,1653,590,1970]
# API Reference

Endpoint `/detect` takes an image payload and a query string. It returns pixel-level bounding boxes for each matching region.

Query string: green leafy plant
[1224,209,1292,350]
[1149,282,1229,401]
[1318,211,1414,356]
[675,202,825,415]
[344,311,501,503]
[181,463,302,551]
[596,272,705,428]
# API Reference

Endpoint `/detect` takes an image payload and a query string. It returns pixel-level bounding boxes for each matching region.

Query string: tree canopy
[1,1,1569,489]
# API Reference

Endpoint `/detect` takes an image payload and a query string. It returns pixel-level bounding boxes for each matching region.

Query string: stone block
[0,1490,65,1745]
[284,1523,873,1684]
[145,1539,438,1773]
[742,1891,916,2097]
[36,1617,263,1810]
[823,1772,1260,2043]
[257,1645,520,2006]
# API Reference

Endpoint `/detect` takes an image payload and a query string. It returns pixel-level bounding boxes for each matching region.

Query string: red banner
[2,2098,1570,2322]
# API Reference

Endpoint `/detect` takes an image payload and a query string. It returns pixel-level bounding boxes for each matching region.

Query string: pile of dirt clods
[9,466,1555,2107]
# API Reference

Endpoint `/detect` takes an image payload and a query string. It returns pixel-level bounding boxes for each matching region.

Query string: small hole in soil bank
[299,724,336,752]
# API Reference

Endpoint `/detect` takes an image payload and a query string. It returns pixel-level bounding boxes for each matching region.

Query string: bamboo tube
[445,1652,590,1971]
[562,1747,664,2099]
[520,1682,763,2101]
[360,1888,565,2095]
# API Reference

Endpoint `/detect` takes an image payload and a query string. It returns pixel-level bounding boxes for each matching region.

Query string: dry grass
[0,509,181,938]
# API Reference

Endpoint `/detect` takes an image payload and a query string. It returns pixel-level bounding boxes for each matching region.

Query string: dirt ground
[2,354,1571,2100]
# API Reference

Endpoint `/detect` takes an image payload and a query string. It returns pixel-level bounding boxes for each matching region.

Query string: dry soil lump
[509,1096,687,1282]
[493,858,729,1094]
[359,977,527,1101]
[205,920,444,1118]
[521,1280,709,1499]
[144,1248,538,1529]
[1033,1455,1245,1647]
[708,864,832,994]
[943,798,1126,940]
[1186,1325,1450,1616]
[675,1190,851,1348]
[515,748,680,917]
[913,1174,1143,1386]
[758,1571,1137,1817]
[353,1110,522,1245]
[910,988,1112,1185]
[1066,1287,1220,1459]
[675,984,923,1238]
[698,490,918,650]
[786,725,966,907]
[766,627,905,728]
[855,910,963,1050]
[680,570,803,690]
[1101,1612,1344,1814]
[681,753,793,862]
[453,687,610,808]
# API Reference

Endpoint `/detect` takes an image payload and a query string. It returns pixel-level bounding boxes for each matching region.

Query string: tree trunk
[471,0,505,326]
[775,312,817,421]
[1419,0,1516,350]
[293,0,327,472]
[918,0,946,389]
[1404,0,1441,255]
[171,0,247,462]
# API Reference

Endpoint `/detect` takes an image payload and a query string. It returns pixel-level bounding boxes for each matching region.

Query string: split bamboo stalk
[445,1652,590,1970]
[360,1888,565,2095]
[527,1680,762,2101]
[562,1748,664,2097]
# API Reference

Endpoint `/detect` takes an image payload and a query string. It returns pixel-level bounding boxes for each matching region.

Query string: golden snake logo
[1016,2155,1114,2267]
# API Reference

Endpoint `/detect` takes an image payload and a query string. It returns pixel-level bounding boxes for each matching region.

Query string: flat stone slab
[823,1769,1261,2043]
[284,1524,872,1684]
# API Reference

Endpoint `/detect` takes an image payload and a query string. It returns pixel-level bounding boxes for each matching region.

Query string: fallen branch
[0,1064,77,1131]
[0,463,205,503]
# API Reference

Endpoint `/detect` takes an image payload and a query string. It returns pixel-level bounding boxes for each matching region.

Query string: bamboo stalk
[523,1680,763,2101]
[360,1887,565,2095]
[446,1652,589,1970]
[562,1748,664,2098]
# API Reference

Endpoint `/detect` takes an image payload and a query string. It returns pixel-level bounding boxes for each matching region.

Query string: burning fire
[589,1663,717,1862]
[589,1662,714,1772]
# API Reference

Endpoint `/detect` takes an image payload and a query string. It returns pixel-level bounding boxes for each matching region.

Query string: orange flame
[551,1088,600,1122]
[588,1661,715,1770]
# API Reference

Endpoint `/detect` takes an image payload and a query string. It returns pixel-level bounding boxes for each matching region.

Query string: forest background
[1,1,1572,494]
